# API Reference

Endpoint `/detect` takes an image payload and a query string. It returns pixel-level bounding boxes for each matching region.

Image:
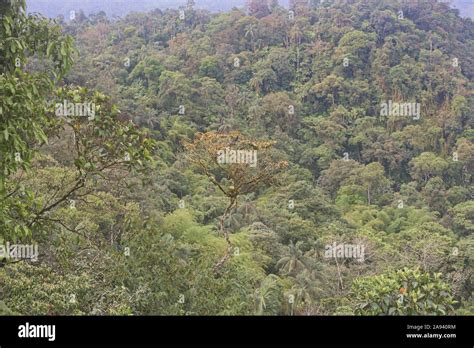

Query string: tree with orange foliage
[184,131,288,274]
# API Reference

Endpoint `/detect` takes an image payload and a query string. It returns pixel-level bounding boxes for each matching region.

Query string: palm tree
[254,274,283,315]
[289,24,303,46]
[145,113,160,129]
[287,270,323,315]
[244,23,257,51]
[249,73,264,96]
[217,121,233,133]
[237,90,253,107]
[289,24,304,72]
[235,193,258,223]
[276,240,310,276]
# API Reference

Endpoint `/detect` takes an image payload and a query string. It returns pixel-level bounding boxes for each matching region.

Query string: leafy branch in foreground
[0,0,157,246]
[1,0,75,241]
[351,267,456,315]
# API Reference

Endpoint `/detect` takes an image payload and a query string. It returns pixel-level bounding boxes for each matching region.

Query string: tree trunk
[213,197,237,275]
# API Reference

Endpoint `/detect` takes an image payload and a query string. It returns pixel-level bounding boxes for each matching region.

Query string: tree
[254,274,284,315]
[244,22,258,51]
[393,226,455,272]
[247,0,271,18]
[198,56,223,81]
[409,152,449,183]
[352,268,456,315]
[129,56,164,87]
[318,159,364,197]
[1,0,74,238]
[449,201,474,236]
[250,92,299,134]
[184,131,287,273]
[334,30,375,78]
[0,0,155,256]
[157,70,194,110]
[276,240,310,276]
[455,138,474,180]
[346,162,391,206]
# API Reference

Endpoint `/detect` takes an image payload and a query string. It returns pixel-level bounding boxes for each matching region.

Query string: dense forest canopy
[26,0,474,19]
[0,0,473,316]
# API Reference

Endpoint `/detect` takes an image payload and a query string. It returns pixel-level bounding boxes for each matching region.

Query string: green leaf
[47,42,55,57]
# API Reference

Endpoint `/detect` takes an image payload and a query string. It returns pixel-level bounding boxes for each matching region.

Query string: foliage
[0,0,472,316]
[352,268,457,315]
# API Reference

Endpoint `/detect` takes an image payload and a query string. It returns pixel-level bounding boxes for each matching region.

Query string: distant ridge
[26,0,474,19]
[26,0,248,18]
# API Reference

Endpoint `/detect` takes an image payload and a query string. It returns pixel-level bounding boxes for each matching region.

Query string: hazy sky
[26,0,256,17]
[26,0,473,18]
